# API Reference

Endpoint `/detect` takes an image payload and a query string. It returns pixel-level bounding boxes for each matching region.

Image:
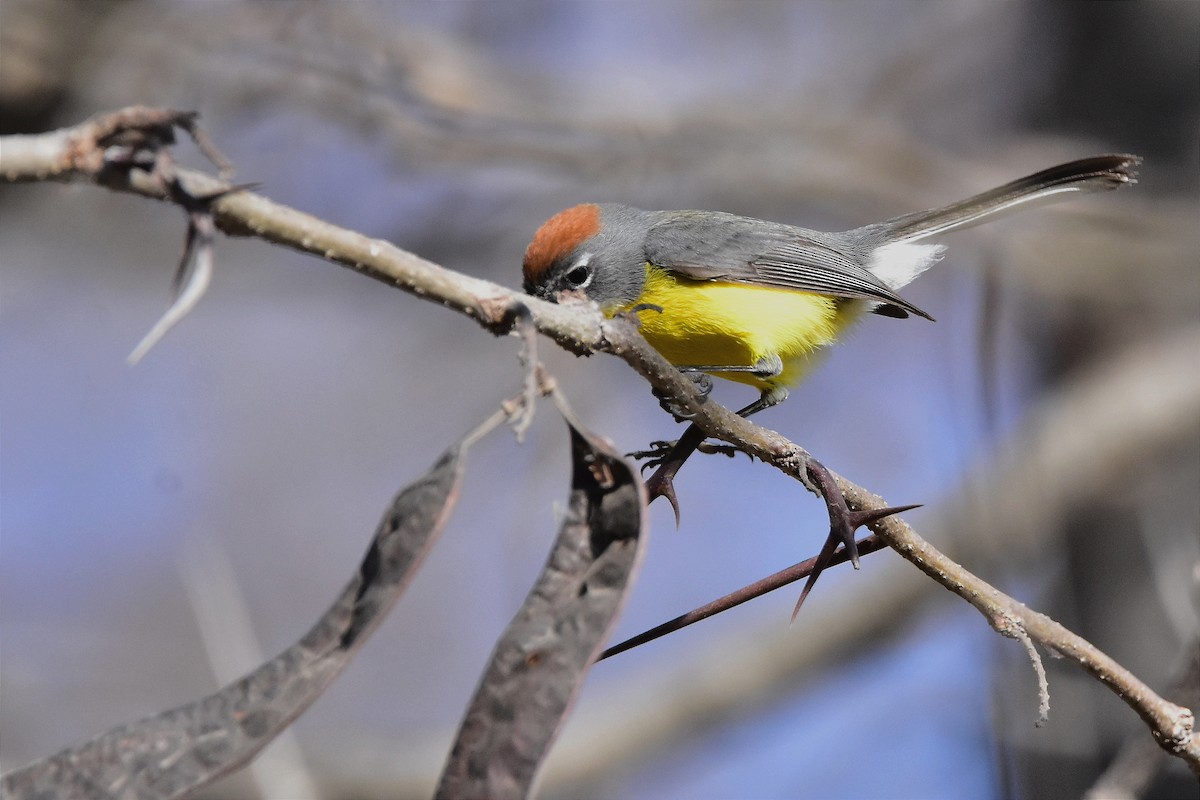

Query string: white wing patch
[868,241,946,290]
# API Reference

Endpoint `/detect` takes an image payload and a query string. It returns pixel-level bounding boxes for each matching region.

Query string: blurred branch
[953,325,1200,563]
[2,107,1196,774]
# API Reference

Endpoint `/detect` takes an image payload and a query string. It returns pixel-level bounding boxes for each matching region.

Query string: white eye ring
[564,252,594,289]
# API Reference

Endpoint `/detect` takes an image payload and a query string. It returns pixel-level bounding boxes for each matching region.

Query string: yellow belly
[609,266,857,391]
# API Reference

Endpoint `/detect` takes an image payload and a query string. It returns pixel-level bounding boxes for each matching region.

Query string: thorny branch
[598,534,890,660]
[2,107,1196,773]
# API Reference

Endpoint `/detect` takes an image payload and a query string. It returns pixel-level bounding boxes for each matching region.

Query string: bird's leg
[639,423,709,526]
[676,353,784,380]
[634,355,783,461]
[640,373,786,525]
[634,355,780,455]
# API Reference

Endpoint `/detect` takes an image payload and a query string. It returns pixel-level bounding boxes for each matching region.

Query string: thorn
[790,507,919,621]
[805,460,918,570]
[646,473,682,528]
[637,424,709,529]
[128,209,215,365]
[839,503,922,569]
[792,458,920,619]
[851,503,922,530]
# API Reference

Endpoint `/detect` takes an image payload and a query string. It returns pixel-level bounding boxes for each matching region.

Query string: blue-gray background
[2,2,1197,798]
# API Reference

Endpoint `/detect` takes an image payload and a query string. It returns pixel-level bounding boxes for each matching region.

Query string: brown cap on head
[522,203,601,286]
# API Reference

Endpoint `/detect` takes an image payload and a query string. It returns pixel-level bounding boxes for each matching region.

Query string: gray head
[522,203,653,311]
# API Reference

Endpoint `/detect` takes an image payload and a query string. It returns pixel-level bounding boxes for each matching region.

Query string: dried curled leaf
[1,412,501,800]
[437,406,647,800]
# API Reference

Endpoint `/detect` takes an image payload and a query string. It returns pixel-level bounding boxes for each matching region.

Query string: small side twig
[997,613,1051,727]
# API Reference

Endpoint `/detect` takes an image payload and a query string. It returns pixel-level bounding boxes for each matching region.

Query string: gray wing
[644,211,932,320]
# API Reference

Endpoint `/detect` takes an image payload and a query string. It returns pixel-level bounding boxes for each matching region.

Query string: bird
[521,154,1140,605]
[523,155,1140,417]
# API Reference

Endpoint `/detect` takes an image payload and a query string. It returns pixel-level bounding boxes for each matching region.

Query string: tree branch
[2,107,1195,773]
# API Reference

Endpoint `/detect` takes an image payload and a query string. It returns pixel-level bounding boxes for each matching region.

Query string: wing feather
[644,212,932,320]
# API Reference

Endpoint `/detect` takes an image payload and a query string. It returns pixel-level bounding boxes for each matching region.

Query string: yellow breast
[610,265,857,391]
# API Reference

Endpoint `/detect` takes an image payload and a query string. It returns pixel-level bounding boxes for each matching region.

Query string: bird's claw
[627,440,678,472]
[617,303,664,329]
[631,424,711,528]
[653,373,713,421]
[697,442,740,459]
[628,438,741,476]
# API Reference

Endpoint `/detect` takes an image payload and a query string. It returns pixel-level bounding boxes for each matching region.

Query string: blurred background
[2,2,1197,798]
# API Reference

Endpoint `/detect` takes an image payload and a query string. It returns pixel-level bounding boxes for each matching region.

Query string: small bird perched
[522,155,1140,600]
[524,155,1139,414]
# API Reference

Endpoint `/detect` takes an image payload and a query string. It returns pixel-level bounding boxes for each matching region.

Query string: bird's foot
[628,438,738,472]
[652,372,713,421]
[628,423,710,527]
[628,440,679,471]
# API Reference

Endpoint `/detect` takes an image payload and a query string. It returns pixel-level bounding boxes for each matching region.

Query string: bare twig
[2,108,1195,773]
[1009,617,1051,728]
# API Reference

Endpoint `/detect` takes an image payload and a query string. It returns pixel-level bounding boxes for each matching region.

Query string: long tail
[871,154,1141,244]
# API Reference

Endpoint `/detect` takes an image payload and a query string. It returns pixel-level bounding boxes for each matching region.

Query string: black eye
[564,266,590,287]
